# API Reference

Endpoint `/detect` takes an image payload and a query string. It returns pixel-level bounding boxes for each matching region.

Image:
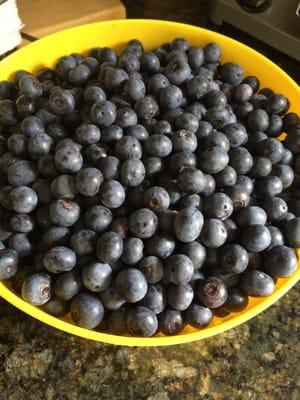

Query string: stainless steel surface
[209,0,300,61]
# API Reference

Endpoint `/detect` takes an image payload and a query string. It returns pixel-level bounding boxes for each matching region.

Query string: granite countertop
[1,2,300,399]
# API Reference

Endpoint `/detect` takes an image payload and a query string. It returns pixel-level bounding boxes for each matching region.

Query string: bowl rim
[0,19,300,346]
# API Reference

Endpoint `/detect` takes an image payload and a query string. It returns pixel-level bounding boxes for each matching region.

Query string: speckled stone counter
[1,286,300,400]
[1,2,300,399]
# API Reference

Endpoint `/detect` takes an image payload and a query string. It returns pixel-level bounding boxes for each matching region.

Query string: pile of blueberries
[0,37,300,337]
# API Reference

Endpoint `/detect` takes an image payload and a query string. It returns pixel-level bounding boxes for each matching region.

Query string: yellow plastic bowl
[1,19,300,346]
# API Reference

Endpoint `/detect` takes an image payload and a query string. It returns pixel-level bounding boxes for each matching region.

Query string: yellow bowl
[1,19,300,346]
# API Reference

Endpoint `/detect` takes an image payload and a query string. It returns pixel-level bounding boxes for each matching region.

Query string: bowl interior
[0,19,300,346]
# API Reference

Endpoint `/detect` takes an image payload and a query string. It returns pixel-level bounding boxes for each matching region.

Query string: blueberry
[186,75,209,101]
[200,218,227,248]
[21,116,44,137]
[203,42,221,63]
[285,126,300,154]
[104,68,128,93]
[205,90,227,108]
[140,284,166,314]
[165,57,191,85]
[221,63,244,85]
[185,304,213,328]
[241,270,275,297]
[8,233,32,258]
[223,123,247,148]
[42,226,71,249]
[164,254,194,285]
[116,268,148,303]
[271,164,294,189]
[247,109,269,131]
[98,156,120,180]
[172,130,197,153]
[42,296,69,317]
[49,199,80,227]
[44,246,76,273]
[223,218,238,243]
[255,176,283,198]
[266,225,284,250]
[143,156,163,177]
[10,213,34,234]
[177,168,205,195]
[233,83,253,103]
[242,225,272,252]
[235,206,267,227]
[159,85,183,110]
[53,272,81,301]
[68,64,91,86]
[203,131,230,152]
[265,93,288,115]
[138,256,164,284]
[16,95,35,117]
[225,184,250,211]
[101,125,123,143]
[49,89,75,115]
[143,186,170,212]
[263,245,297,278]
[235,175,254,194]
[126,306,158,337]
[178,194,202,211]
[250,156,272,178]
[219,243,249,273]
[75,167,103,197]
[115,136,142,160]
[199,147,229,174]
[175,113,199,134]
[145,232,175,259]
[167,283,194,311]
[140,52,160,73]
[100,283,125,310]
[147,74,170,96]
[82,261,112,292]
[100,180,125,209]
[19,75,43,98]
[115,106,138,128]
[10,186,38,213]
[7,160,39,187]
[174,207,204,243]
[134,96,159,120]
[70,229,96,256]
[203,192,233,220]
[110,217,129,239]
[282,217,300,247]
[74,124,101,145]
[265,114,283,137]
[202,174,216,197]
[196,277,228,308]
[22,273,51,305]
[90,100,116,127]
[71,293,104,329]
[50,175,77,200]
[214,166,237,188]
[96,231,123,264]
[124,78,146,102]
[0,248,18,279]
[120,159,145,187]
[258,138,284,164]
[127,124,149,141]
[263,197,288,222]
[159,309,184,335]
[55,144,83,174]
[129,208,158,239]
[283,112,299,132]
[145,134,172,158]
[229,147,253,175]
[83,86,106,105]
[222,288,249,312]
[97,47,117,64]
